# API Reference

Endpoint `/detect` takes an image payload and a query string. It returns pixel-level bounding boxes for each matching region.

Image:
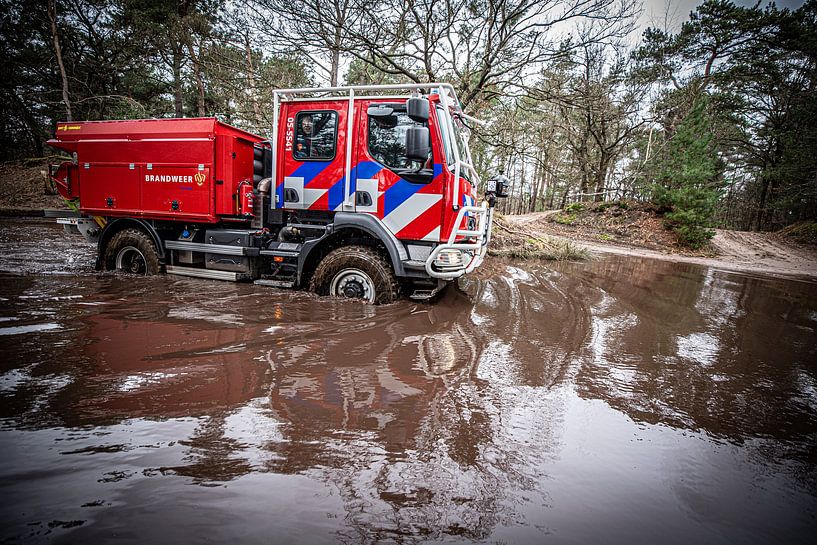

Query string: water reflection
[1,220,817,543]
[565,257,817,463]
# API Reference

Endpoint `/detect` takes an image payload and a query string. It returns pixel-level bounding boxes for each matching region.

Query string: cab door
[352,99,446,242]
[277,100,349,212]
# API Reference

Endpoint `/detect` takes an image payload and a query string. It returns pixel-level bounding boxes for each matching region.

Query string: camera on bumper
[486,173,510,207]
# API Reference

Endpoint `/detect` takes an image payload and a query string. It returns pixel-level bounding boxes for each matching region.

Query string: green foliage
[565,202,585,213]
[0,0,312,160]
[554,213,577,225]
[636,0,817,231]
[651,96,720,248]
[596,200,629,212]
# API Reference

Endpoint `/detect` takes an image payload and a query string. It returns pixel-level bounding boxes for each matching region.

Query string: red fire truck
[47,83,508,303]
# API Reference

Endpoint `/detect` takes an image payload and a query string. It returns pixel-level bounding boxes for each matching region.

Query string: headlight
[434,249,464,269]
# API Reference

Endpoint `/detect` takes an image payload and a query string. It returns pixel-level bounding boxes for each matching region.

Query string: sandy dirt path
[506,212,817,279]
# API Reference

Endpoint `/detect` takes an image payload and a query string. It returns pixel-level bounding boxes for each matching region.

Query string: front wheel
[309,246,399,304]
[102,228,161,275]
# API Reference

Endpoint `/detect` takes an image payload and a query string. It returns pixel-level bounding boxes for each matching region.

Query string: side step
[165,240,259,256]
[254,279,296,289]
[166,265,246,281]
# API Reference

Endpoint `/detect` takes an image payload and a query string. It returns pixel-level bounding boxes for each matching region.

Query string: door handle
[355,191,372,206]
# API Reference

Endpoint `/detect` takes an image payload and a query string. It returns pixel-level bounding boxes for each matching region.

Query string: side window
[293,111,337,161]
[368,112,432,172]
[436,106,453,164]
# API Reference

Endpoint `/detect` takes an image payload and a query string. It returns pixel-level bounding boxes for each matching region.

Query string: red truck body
[49,118,262,223]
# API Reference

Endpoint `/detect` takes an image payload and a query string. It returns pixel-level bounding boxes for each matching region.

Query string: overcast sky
[637,0,807,32]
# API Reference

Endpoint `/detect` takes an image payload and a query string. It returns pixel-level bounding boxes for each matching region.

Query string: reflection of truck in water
[47,83,508,304]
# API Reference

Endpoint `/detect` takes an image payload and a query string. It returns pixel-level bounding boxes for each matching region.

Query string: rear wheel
[103,228,161,275]
[310,245,399,304]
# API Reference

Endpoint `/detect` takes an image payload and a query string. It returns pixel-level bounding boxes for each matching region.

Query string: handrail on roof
[272,82,484,126]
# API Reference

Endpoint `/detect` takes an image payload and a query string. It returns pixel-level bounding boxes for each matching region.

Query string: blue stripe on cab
[383,179,424,217]
[292,161,330,186]
[353,161,383,180]
[327,176,346,210]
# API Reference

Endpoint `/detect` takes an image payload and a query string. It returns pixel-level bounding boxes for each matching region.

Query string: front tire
[310,245,399,304]
[102,228,161,275]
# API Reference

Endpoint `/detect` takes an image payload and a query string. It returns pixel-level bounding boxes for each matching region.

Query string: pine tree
[653,95,721,248]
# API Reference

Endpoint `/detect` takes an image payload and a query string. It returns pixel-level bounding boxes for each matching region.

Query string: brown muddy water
[1,218,816,544]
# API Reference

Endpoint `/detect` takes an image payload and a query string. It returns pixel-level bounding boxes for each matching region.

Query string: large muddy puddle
[1,219,816,543]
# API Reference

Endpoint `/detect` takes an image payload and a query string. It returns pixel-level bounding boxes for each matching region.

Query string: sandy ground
[507,211,817,280]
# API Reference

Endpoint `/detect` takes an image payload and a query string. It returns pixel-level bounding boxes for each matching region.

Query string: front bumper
[425,202,493,280]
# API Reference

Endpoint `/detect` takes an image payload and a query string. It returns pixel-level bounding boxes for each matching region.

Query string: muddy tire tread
[102,228,161,275]
[309,245,399,304]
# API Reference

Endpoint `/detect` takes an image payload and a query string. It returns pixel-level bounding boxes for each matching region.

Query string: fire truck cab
[47,83,508,304]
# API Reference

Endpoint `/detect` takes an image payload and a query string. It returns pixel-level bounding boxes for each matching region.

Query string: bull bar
[425,202,493,280]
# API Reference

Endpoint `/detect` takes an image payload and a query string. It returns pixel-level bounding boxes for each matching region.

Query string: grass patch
[554,213,577,225]
[489,215,589,261]
[488,239,589,261]
[778,221,817,245]
[565,202,585,213]
[597,233,614,241]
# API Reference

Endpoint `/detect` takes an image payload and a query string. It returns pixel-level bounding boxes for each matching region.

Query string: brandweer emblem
[194,172,206,186]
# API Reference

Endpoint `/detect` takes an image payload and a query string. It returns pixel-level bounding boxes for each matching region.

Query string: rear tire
[309,245,399,304]
[103,228,161,275]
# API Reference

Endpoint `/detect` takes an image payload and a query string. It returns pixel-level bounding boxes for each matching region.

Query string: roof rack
[274,82,452,100]
[272,83,483,126]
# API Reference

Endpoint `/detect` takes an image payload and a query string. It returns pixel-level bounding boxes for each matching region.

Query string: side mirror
[405,126,430,162]
[406,97,429,123]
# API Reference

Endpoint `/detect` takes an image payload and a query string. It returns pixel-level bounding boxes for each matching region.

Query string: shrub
[777,221,817,245]
[651,96,721,249]
[565,202,585,213]
[554,213,577,225]
[596,200,629,213]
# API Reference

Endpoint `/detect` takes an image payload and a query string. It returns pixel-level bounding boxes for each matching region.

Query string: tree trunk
[593,152,612,202]
[172,42,184,118]
[48,0,72,121]
[186,39,206,117]
[529,149,542,213]
[244,33,262,127]
[755,175,770,231]
[330,37,341,87]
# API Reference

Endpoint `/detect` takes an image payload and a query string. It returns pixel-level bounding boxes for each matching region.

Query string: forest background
[1,0,815,245]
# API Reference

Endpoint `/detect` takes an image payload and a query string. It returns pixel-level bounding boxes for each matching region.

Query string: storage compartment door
[141,165,212,219]
[80,164,141,213]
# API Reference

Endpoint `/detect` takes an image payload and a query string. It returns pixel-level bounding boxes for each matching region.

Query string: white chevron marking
[382,193,442,235]
[421,226,440,242]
